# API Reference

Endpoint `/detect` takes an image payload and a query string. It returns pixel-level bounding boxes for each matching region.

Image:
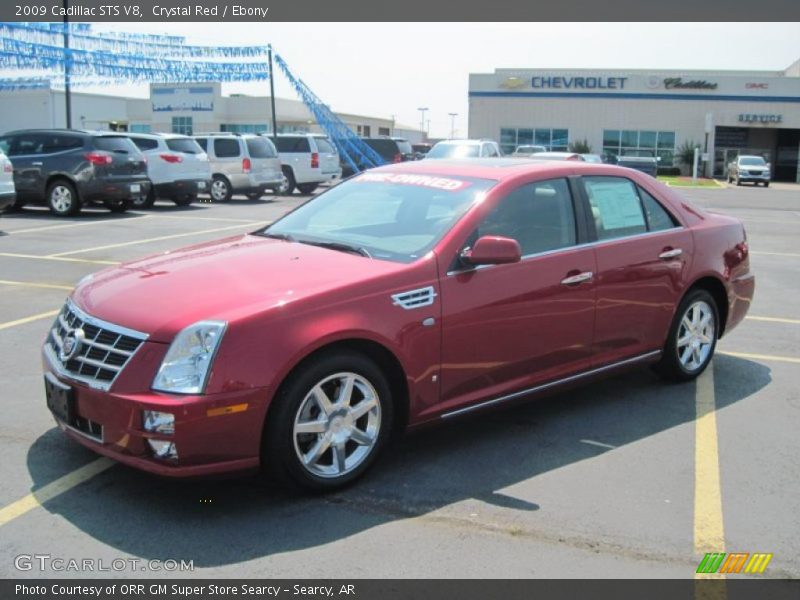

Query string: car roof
[127,132,191,140]
[370,158,635,180]
[2,129,122,137]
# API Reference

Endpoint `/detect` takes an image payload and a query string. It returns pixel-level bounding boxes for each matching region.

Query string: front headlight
[152,320,227,394]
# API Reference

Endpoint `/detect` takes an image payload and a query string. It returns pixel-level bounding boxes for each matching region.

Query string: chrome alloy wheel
[210,178,229,201]
[276,175,290,195]
[676,300,715,372]
[293,372,381,479]
[50,185,73,213]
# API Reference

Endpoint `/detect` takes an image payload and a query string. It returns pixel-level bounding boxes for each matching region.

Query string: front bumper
[43,351,266,478]
[738,172,770,183]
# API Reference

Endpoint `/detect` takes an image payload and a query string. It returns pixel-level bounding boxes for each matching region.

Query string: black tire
[173,194,196,207]
[764,182,769,188]
[105,198,131,214]
[246,192,263,200]
[654,289,719,382]
[297,183,318,195]
[210,175,233,202]
[46,179,80,217]
[132,187,156,209]
[280,167,296,196]
[264,350,393,492]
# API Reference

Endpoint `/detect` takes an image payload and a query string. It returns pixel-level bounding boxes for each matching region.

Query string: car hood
[72,234,404,342]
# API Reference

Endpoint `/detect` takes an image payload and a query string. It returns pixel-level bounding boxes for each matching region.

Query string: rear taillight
[159,153,183,163]
[3,161,11,173]
[393,153,402,163]
[242,157,251,173]
[310,152,319,169]
[84,152,112,166]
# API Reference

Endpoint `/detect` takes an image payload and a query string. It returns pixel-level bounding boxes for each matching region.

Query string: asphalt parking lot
[0,182,798,579]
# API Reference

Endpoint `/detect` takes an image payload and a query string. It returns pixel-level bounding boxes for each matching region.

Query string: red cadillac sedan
[43,159,754,490]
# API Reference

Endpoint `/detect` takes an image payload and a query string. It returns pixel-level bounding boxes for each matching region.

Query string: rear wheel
[655,289,718,382]
[297,183,318,195]
[264,350,392,491]
[210,176,232,202]
[280,167,296,196]
[46,180,80,217]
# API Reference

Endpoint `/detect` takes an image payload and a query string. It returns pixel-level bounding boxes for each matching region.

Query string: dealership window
[129,124,151,134]
[378,127,391,136]
[171,116,193,135]
[221,123,269,134]
[500,128,568,154]
[603,130,675,166]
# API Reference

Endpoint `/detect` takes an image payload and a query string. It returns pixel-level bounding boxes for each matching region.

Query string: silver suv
[272,134,341,195]
[193,133,284,202]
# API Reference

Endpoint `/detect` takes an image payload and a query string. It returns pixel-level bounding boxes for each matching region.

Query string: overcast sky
[83,22,800,137]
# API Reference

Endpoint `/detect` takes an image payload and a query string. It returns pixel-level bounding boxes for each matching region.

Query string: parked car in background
[43,160,753,490]
[0,129,149,216]
[412,143,433,159]
[426,139,502,159]
[727,155,771,187]
[530,151,585,161]
[615,149,659,177]
[0,148,16,212]
[193,133,283,202]
[512,145,547,157]
[127,133,211,208]
[341,137,415,178]
[272,133,341,195]
[580,153,604,164]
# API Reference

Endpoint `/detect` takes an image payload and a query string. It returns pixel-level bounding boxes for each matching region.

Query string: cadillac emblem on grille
[59,328,85,362]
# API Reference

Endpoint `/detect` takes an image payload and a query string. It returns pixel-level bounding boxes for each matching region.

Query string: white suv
[127,133,211,208]
[0,148,16,212]
[194,134,284,202]
[273,134,342,195]
[426,139,502,159]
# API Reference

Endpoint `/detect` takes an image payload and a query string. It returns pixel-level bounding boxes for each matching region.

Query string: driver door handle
[659,248,683,260]
[561,271,593,286]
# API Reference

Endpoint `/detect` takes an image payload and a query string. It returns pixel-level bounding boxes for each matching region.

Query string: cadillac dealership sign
[663,78,718,90]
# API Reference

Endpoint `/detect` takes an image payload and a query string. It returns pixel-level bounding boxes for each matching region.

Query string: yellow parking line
[0,280,73,291]
[694,361,726,581]
[49,223,258,257]
[746,316,800,325]
[719,351,800,365]
[0,252,120,265]
[0,310,59,331]
[0,458,114,527]
[7,215,151,235]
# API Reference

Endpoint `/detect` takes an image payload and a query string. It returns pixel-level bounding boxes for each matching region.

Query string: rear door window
[639,186,678,231]
[213,138,241,158]
[245,137,277,158]
[166,138,203,154]
[583,176,647,240]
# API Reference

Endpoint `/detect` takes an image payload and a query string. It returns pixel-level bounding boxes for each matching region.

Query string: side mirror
[461,236,522,266]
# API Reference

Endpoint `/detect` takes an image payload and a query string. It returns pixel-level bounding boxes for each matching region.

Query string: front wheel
[246,192,263,200]
[132,187,156,209]
[173,194,196,206]
[655,289,718,382]
[264,351,393,491]
[46,180,80,217]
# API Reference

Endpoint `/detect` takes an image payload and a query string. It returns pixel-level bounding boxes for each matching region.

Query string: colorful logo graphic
[696,553,773,574]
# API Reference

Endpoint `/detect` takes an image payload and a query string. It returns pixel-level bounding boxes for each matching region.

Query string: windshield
[395,140,413,155]
[427,143,480,159]
[739,156,766,166]
[258,172,495,263]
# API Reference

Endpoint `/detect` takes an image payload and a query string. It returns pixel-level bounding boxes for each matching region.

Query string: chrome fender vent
[391,286,437,310]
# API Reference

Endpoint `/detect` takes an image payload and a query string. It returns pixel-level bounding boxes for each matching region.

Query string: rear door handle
[659,248,683,260]
[561,271,593,286]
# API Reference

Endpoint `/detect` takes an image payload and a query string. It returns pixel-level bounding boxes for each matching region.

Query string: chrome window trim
[446,226,685,277]
[441,350,662,419]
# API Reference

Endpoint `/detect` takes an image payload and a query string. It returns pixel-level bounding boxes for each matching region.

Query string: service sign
[739,113,783,124]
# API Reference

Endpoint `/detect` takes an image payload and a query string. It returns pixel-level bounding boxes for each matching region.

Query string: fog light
[147,439,178,460]
[143,410,175,434]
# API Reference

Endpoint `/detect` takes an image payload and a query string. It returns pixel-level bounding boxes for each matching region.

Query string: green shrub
[568,139,592,154]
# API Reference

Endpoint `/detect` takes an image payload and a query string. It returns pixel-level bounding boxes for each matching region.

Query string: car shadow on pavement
[25,354,770,568]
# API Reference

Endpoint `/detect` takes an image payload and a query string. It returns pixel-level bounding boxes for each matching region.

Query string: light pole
[417,107,428,139]
[62,0,72,128]
[448,112,458,138]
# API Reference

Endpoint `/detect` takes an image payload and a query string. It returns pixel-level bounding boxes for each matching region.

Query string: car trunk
[164,138,212,180]
[91,136,147,179]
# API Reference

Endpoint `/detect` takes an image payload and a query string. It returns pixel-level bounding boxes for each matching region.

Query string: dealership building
[468,59,800,181]
[0,82,423,143]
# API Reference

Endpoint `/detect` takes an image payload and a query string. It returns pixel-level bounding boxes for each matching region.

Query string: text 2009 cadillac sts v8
[43,160,754,490]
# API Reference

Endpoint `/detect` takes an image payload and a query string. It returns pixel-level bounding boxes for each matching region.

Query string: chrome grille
[45,299,148,390]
